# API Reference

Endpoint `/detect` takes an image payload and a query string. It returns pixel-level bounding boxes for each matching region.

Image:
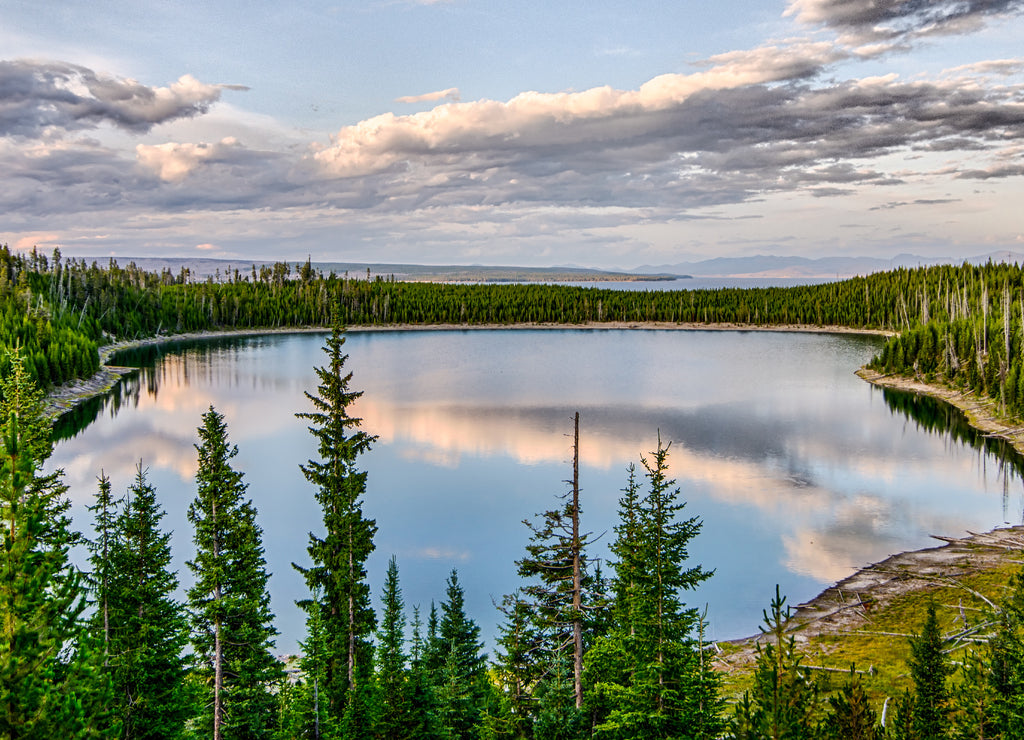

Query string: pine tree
[909,603,950,740]
[486,592,542,740]
[818,670,880,740]
[86,472,116,664]
[406,606,442,740]
[97,463,190,739]
[187,406,282,740]
[434,570,488,740]
[0,351,112,738]
[989,563,1024,738]
[279,589,340,740]
[376,556,412,740]
[513,412,601,723]
[727,586,817,740]
[588,438,720,740]
[295,324,378,726]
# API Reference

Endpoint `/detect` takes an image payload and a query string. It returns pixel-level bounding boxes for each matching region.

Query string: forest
[6,246,1024,738]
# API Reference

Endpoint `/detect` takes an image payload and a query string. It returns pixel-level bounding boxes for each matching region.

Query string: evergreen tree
[949,652,995,740]
[588,439,721,740]
[989,563,1024,738]
[295,324,378,725]
[0,352,112,738]
[909,603,950,740]
[376,556,412,740]
[279,589,340,740]
[486,592,542,740]
[433,570,488,740]
[86,472,116,664]
[513,412,601,724]
[406,606,442,740]
[727,586,817,740]
[818,670,880,740]
[98,463,190,739]
[187,406,282,740]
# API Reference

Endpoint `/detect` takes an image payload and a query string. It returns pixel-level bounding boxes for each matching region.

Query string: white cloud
[396,87,461,104]
[136,137,240,182]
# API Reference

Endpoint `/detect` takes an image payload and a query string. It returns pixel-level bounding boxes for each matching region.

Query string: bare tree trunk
[214,611,223,740]
[213,498,223,740]
[571,412,583,709]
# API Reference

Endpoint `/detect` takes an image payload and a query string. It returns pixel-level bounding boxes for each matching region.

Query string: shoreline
[44,321,893,419]
[856,367,1024,458]
[49,321,1024,655]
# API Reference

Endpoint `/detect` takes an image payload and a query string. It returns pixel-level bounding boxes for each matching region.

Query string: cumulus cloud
[136,137,241,182]
[306,44,1024,219]
[785,0,1024,47]
[0,60,243,138]
[312,41,845,180]
[396,87,461,104]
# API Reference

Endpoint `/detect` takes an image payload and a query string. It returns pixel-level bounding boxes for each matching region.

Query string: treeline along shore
[10,243,1024,738]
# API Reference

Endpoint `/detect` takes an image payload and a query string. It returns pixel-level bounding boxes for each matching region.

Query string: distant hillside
[87,257,679,283]
[634,251,1024,278]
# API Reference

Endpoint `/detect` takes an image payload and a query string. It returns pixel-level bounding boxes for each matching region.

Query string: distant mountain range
[632,251,1024,279]
[88,251,1024,283]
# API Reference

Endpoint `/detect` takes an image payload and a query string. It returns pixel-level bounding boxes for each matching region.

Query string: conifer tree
[376,556,412,740]
[486,592,542,740]
[727,587,817,740]
[588,438,721,740]
[989,563,1024,738]
[909,603,950,740]
[278,588,340,740]
[87,472,116,664]
[187,406,282,740]
[295,324,378,725]
[513,412,600,719]
[818,671,880,740]
[0,352,111,737]
[406,606,442,739]
[433,570,488,740]
[96,463,190,739]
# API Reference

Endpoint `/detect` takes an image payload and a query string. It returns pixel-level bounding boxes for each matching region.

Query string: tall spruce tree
[295,324,378,729]
[187,406,282,740]
[587,438,721,740]
[376,556,413,740]
[87,472,116,664]
[91,463,190,739]
[0,352,111,738]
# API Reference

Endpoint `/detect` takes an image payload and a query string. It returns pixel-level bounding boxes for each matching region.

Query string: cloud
[136,137,241,182]
[396,87,461,104]
[0,60,243,138]
[306,49,1024,219]
[785,0,1024,47]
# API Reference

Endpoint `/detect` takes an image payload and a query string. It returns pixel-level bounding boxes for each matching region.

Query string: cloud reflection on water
[48,329,1024,650]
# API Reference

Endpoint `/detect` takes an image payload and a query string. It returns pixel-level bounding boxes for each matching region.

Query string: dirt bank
[856,367,1024,458]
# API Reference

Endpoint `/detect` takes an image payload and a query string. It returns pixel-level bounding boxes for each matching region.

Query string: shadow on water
[878,386,1024,523]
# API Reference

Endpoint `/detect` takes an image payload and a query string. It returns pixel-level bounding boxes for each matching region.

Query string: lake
[49,328,1024,655]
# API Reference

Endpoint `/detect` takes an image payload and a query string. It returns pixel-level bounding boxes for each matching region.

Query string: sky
[1,0,1023,269]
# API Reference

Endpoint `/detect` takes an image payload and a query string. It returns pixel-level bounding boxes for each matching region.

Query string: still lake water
[49,329,1024,654]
